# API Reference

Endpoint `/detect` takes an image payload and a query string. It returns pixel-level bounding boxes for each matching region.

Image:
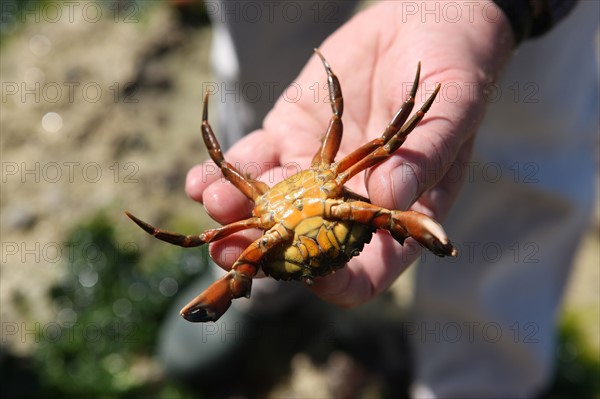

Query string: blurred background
[1,1,598,398]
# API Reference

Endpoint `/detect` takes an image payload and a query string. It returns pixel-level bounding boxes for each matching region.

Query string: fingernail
[391,163,419,210]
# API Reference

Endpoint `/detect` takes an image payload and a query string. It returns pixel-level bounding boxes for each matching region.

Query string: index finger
[185,128,281,203]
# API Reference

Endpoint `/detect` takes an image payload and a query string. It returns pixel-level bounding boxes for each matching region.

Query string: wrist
[390,1,515,82]
[492,0,533,44]
[463,1,515,80]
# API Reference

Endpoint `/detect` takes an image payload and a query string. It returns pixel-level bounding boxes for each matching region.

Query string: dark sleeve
[492,0,579,44]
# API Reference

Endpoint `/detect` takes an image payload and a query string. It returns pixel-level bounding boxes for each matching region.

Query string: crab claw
[180,270,252,322]
[397,211,458,257]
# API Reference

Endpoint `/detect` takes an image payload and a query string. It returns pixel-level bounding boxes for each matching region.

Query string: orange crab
[126,50,457,323]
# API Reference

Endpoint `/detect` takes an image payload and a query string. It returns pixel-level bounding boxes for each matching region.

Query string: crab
[126,49,457,323]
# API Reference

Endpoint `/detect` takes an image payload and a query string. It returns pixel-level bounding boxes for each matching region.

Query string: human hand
[186,1,514,308]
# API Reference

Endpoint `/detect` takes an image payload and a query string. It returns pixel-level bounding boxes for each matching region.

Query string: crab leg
[335,63,421,173]
[311,49,344,166]
[334,83,441,186]
[180,224,291,322]
[325,199,457,257]
[125,211,268,247]
[202,93,269,201]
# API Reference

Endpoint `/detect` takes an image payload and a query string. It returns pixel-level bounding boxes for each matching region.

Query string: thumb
[364,77,485,215]
[364,156,420,211]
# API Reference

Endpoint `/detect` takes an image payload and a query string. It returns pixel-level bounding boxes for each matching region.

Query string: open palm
[186,1,514,307]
